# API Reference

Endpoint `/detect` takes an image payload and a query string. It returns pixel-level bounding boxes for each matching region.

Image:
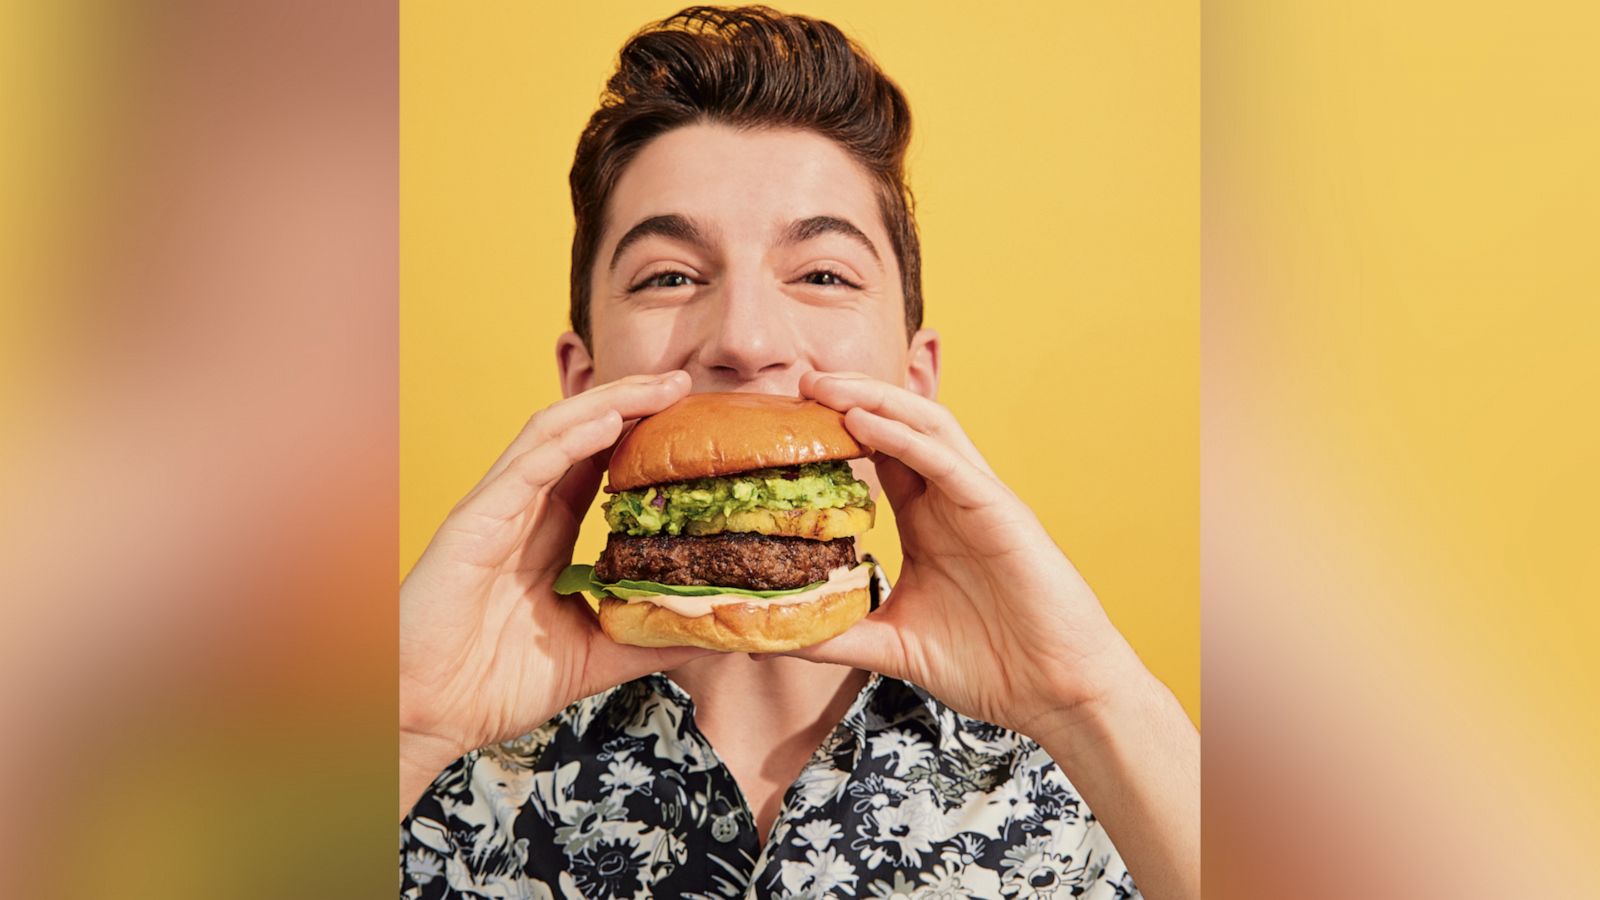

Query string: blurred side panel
[1205,1,1600,897]
[0,1,396,897]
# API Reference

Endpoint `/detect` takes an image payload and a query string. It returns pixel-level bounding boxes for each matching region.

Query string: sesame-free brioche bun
[597,586,870,653]
[606,392,866,492]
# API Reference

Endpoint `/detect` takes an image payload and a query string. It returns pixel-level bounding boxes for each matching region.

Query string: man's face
[559,123,937,399]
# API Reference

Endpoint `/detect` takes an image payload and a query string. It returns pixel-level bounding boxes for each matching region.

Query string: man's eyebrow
[608,214,713,272]
[780,215,881,262]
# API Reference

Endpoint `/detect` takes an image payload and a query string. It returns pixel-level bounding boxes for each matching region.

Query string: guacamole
[604,459,871,536]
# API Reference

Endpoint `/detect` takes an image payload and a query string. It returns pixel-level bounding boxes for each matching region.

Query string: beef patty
[595,532,857,591]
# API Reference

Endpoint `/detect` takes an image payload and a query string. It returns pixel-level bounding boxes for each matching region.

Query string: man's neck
[667,653,869,741]
[659,650,864,778]
[665,654,869,839]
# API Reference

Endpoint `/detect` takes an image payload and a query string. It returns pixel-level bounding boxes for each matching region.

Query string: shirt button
[710,814,739,843]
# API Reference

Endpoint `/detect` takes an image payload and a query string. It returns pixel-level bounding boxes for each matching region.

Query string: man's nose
[694,272,799,383]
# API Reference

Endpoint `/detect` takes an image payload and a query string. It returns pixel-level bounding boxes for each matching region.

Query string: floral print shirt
[402,572,1139,899]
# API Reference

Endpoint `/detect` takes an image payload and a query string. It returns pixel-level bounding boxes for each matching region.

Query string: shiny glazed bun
[606,392,867,492]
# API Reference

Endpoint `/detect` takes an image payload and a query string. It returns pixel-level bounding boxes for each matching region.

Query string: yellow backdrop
[401,1,1199,722]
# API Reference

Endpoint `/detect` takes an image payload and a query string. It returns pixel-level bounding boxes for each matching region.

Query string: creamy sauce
[631,563,872,618]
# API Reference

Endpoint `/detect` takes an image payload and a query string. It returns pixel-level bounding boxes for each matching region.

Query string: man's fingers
[517,450,606,575]
[462,411,624,526]
[799,371,994,476]
[474,371,690,491]
[773,615,909,678]
[585,638,721,693]
[843,408,997,510]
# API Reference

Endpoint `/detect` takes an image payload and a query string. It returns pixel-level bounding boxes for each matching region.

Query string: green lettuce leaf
[553,563,868,603]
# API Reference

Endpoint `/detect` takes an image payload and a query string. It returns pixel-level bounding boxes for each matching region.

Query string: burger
[553,392,881,653]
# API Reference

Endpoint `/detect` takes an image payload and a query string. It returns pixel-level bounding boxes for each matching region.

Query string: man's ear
[905,328,940,401]
[555,331,595,400]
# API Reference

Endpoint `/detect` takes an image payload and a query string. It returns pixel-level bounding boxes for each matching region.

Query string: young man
[401,8,1197,898]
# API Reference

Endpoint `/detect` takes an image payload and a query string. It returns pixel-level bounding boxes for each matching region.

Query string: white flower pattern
[599,757,654,795]
[776,847,860,898]
[867,728,936,778]
[794,819,844,852]
[850,792,941,869]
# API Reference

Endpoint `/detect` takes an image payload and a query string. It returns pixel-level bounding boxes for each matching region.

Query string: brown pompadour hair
[568,5,922,347]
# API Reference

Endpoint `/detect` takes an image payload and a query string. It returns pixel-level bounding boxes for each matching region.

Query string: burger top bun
[606,392,867,492]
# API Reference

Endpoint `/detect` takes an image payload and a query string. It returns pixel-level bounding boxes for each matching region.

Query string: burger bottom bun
[598,587,870,654]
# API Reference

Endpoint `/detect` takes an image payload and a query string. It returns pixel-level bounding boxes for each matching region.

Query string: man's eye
[800,269,857,288]
[632,271,693,292]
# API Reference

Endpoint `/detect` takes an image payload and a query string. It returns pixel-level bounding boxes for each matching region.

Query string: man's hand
[784,371,1140,733]
[785,371,1200,900]
[399,371,713,818]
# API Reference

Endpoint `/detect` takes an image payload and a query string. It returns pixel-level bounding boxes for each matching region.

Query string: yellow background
[402,1,1199,722]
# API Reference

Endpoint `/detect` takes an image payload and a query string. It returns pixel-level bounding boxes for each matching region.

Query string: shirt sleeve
[400,724,560,899]
[400,751,480,900]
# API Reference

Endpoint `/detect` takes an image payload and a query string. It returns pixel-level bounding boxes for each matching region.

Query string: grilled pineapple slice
[683,504,874,539]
